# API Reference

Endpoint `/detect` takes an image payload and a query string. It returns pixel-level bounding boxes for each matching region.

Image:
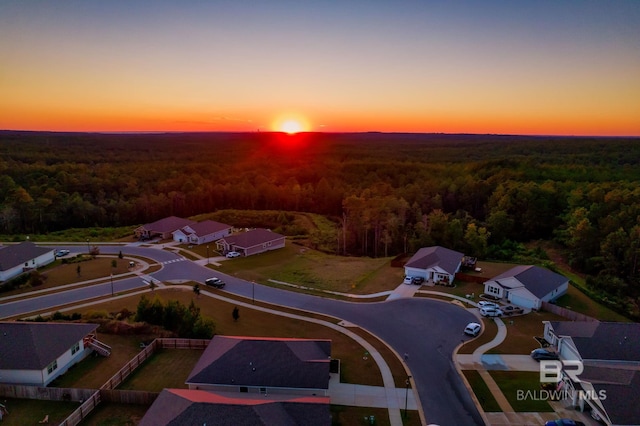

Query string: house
[543,321,640,425]
[139,388,330,426]
[0,241,55,282]
[403,246,464,284]
[215,229,285,257]
[0,321,110,386]
[172,220,232,245]
[483,265,568,310]
[134,216,196,240]
[186,335,331,396]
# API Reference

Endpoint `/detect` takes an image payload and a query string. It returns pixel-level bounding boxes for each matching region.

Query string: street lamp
[86,238,90,254]
[110,273,114,297]
[404,375,412,418]
[207,245,210,264]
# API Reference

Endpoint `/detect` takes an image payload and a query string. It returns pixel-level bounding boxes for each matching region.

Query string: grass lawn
[214,243,401,295]
[553,284,630,322]
[488,310,566,355]
[77,402,149,426]
[330,405,421,426]
[118,348,204,391]
[462,370,502,412]
[489,371,554,412]
[0,398,79,426]
[72,288,385,387]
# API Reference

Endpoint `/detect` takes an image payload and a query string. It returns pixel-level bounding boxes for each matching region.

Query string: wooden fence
[541,301,598,322]
[59,391,100,426]
[0,385,96,401]
[100,389,160,405]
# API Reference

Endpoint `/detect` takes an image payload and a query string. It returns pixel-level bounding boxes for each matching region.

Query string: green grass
[488,310,566,355]
[118,349,204,391]
[0,398,79,426]
[462,370,502,412]
[553,283,630,322]
[76,402,149,426]
[330,405,422,426]
[489,371,554,412]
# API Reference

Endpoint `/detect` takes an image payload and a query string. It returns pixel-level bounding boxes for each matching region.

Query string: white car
[480,307,504,317]
[478,301,499,309]
[55,249,70,257]
[226,251,241,258]
[403,276,413,284]
[464,322,482,336]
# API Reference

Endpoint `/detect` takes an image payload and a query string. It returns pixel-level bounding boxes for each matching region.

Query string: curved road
[0,245,484,426]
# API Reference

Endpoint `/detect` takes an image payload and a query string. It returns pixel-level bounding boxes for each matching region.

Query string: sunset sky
[1,1,639,136]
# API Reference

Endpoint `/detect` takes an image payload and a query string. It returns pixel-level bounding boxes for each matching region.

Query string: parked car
[464,322,482,336]
[531,348,560,361]
[412,276,425,285]
[502,305,524,315]
[55,249,70,257]
[544,419,585,426]
[205,277,225,288]
[403,276,413,284]
[478,301,499,309]
[226,251,241,258]
[480,307,503,317]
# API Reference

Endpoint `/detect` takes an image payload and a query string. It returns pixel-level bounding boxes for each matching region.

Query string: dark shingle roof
[491,265,567,298]
[139,389,331,426]
[220,229,285,249]
[180,220,231,236]
[592,369,640,426]
[0,321,99,370]
[404,246,464,275]
[0,241,53,271]
[187,336,331,390]
[551,321,640,362]
[142,216,195,233]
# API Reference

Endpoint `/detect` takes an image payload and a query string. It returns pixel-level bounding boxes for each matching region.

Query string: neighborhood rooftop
[491,265,567,298]
[404,246,463,275]
[550,321,640,362]
[0,241,52,272]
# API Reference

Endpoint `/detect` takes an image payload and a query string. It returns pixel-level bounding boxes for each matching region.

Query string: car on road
[502,305,524,315]
[403,276,413,284]
[55,249,70,257]
[544,419,585,426]
[480,307,503,317]
[531,348,560,361]
[464,322,482,336]
[205,277,225,288]
[412,276,425,285]
[477,301,499,309]
[225,251,241,258]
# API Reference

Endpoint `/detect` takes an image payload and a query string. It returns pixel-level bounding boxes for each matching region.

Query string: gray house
[134,216,196,240]
[483,265,568,310]
[171,220,232,245]
[216,229,285,257]
[0,241,55,282]
[403,246,464,284]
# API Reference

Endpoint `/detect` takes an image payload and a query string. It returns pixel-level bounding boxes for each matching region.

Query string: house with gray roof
[171,220,232,245]
[134,216,196,240]
[215,229,285,257]
[403,246,464,285]
[542,321,640,425]
[139,388,330,426]
[0,321,108,386]
[0,241,55,282]
[483,265,568,310]
[186,335,331,396]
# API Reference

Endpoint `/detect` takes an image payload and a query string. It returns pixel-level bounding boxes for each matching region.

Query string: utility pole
[404,375,412,418]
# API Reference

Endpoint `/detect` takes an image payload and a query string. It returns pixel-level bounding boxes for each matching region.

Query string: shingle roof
[404,246,464,275]
[180,220,231,236]
[187,336,331,390]
[491,265,567,298]
[0,241,53,271]
[142,216,195,233]
[220,229,285,249]
[550,321,640,362]
[0,321,99,370]
[139,389,331,426]
[591,369,640,426]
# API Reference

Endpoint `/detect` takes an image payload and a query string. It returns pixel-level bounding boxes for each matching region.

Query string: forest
[1,130,640,317]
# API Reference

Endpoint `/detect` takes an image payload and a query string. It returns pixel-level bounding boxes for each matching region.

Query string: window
[47,360,58,374]
[71,342,80,355]
[488,286,500,295]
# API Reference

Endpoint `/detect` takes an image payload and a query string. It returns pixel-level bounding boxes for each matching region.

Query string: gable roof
[139,389,330,426]
[187,336,331,390]
[0,241,53,271]
[0,321,99,370]
[404,246,463,275]
[590,369,640,426]
[140,216,195,233]
[220,229,285,249]
[490,265,567,298]
[178,220,231,237]
[550,321,640,362]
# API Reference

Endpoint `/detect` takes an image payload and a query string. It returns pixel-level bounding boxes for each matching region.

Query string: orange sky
[1,2,639,136]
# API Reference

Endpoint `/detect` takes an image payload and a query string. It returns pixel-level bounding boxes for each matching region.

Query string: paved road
[1,245,485,426]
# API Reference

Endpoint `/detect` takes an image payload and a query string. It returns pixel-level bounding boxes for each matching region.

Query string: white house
[483,265,568,310]
[403,246,464,284]
[0,322,110,386]
[0,241,55,282]
[172,220,232,245]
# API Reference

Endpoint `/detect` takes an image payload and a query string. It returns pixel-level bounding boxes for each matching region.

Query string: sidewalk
[328,374,417,410]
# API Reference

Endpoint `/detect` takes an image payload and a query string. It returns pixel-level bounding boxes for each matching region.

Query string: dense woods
[2,130,640,316]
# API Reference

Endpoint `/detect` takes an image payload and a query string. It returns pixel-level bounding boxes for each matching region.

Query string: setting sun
[281,119,302,134]
[272,115,310,134]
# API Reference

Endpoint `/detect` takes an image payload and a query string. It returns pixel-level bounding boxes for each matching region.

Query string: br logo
[540,360,583,383]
